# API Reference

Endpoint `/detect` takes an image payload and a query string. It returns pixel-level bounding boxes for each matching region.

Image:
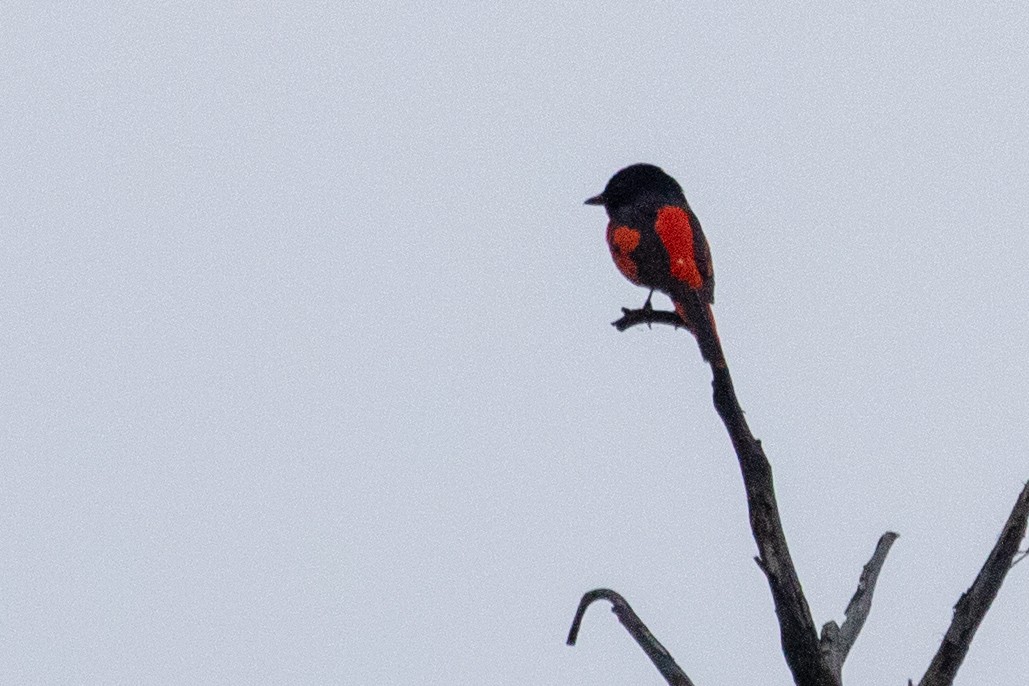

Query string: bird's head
[584,163,686,220]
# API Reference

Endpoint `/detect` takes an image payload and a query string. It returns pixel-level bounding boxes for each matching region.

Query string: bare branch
[820,532,900,679]
[708,364,840,686]
[612,305,685,332]
[614,301,843,685]
[601,284,1029,685]
[918,481,1029,686]
[567,589,695,686]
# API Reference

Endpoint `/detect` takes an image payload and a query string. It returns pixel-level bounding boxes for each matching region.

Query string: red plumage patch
[654,206,703,290]
[607,223,641,284]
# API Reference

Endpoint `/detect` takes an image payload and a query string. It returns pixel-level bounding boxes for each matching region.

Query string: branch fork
[568,305,1029,686]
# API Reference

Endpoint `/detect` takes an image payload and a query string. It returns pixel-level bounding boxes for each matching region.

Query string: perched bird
[586,163,724,367]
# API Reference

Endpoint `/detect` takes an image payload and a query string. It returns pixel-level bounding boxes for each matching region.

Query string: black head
[584,164,685,214]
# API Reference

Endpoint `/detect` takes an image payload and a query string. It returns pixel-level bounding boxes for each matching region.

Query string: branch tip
[566,588,695,686]
[566,588,615,646]
[821,530,900,678]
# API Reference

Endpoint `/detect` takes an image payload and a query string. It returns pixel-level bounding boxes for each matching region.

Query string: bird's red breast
[606,222,642,285]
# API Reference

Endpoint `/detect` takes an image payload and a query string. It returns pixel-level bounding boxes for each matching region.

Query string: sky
[2,2,1028,684]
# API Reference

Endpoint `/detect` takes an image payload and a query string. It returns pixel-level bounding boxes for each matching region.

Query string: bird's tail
[673,298,726,369]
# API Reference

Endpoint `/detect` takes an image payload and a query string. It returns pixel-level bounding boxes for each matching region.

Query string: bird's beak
[584,194,605,206]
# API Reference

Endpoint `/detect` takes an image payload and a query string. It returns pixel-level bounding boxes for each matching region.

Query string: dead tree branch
[614,304,898,686]
[567,589,695,686]
[708,363,839,686]
[918,481,1029,686]
[578,304,1023,685]
[612,306,685,332]
[820,532,900,680]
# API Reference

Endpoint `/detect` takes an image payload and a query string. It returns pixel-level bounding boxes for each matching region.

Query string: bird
[585,163,725,368]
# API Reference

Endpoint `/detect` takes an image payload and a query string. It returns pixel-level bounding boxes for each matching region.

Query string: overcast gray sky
[2,3,1028,684]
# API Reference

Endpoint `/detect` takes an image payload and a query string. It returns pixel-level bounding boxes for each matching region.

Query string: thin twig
[612,306,684,332]
[820,532,900,679]
[918,481,1029,686]
[567,589,695,686]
